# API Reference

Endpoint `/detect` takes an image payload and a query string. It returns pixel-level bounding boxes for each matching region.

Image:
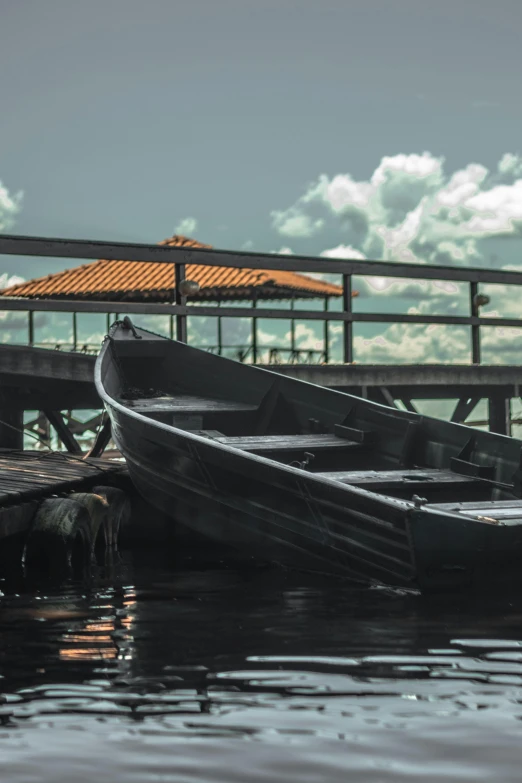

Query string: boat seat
[210,433,361,453]
[427,500,522,525]
[124,395,258,415]
[317,469,482,489]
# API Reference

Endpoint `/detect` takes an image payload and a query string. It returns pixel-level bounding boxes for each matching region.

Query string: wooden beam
[3,233,522,284]
[43,410,83,454]
[380,387,398,408]
[450,397,481,423]
[488,397,511,436]
[399,399,418,413]
[0,408,24,449]
[85,417,112,459]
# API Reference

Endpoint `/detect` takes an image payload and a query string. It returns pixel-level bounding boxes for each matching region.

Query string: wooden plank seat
[428,500,522,525]
[124,395,258,415]
[317,469,482,489]
[207,433,361,453]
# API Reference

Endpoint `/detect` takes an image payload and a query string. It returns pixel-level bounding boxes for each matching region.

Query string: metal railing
[27,342,327,364]
[1,233,522,364]
[205,345,327,364]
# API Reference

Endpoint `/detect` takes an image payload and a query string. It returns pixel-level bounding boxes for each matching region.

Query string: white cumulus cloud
[0,273,25,289]
[174,216,198,235]
[0,179,22,233]
[271,151,522,265]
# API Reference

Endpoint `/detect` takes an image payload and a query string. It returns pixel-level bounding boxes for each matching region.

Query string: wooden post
[86,417,112,459]
[73,312,78,350]
[175,263,187,343]
[342,274,353,363]
[470,282,481,364]
[43,410,83,454]
[488,396,511,436]
[0,407,24,449]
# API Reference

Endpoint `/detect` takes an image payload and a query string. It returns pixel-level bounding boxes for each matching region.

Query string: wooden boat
[95,318,522,591]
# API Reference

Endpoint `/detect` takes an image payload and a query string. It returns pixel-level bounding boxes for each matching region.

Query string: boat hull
[96,324,522,592]
[108,401,418,586]
[106,401,522,591]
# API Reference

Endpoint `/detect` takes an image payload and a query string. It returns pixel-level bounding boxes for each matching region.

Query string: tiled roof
[0,235,344,301]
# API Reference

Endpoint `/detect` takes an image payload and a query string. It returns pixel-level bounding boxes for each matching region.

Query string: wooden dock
[0,451,127,540]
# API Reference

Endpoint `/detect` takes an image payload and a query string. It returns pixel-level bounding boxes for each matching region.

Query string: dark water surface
[1,549,522,782]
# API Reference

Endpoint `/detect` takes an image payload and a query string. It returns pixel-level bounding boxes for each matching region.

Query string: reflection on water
[1,550,522,781]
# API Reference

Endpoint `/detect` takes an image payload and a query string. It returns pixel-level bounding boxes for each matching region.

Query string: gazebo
[1,235,351,363]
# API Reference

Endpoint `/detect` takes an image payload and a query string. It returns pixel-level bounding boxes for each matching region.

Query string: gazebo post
[251,297,258,364]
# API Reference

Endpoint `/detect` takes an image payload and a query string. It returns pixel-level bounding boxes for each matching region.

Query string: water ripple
[1,555,522,781]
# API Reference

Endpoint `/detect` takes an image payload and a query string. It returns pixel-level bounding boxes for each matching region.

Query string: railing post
[73,312,78,351]
[28,310,34,346]
[323,297,329,363]
[290,298,296,356]
[470,281,481,364]
[175,263,187,343]
[217,309,223,356]
[342,274,353,363]
[252,297,258,364]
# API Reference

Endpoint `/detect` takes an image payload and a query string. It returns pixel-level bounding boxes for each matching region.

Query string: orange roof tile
[0,235,344,301]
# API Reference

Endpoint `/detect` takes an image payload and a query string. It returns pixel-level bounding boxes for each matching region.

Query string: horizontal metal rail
[0,296,520,328]
[2,232,522,283]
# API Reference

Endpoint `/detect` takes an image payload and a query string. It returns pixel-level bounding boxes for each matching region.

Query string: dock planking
[0,451,127,538]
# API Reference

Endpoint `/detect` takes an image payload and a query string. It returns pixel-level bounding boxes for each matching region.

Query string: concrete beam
[265,364,522,390]
[0,345,95,383]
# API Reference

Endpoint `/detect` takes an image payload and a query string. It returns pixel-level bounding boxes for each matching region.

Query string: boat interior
[106,325,522,515]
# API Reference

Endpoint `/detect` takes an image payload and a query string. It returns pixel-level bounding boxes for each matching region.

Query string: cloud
[320,245,366,260]
[0,179,22,233]
[0,273,25,289]
[270,210,324,238]
[174,216,198,235]
[349,323,471,365]
[270,152,522,265]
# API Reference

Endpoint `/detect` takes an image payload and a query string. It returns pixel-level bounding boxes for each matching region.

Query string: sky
[1,0,522,367]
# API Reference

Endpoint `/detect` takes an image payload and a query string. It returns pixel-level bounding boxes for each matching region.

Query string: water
[1,549,522,782]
